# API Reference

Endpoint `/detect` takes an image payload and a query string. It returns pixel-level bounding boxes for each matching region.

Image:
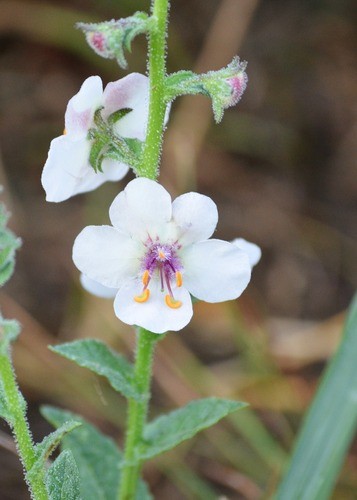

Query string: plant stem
[0,350,48,499]
[119,328,158,500]
[119,1,169,497]
[137,0,169,179]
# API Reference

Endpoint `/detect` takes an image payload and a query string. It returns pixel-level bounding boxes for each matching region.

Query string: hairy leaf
[50,340,141,401]
[41,406,152,500]
[136,398,247,461]
[46,450,81,500]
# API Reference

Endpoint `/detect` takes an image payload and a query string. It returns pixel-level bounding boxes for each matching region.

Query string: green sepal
[41,406,152,500]
[46,450,81,500]
[108,108,133,125]
[88,108,142,173]
[165,56,248,122]
[88,136,108,173]
[77,13,154,69]
[133,397,247,462]
[50,339,142,401]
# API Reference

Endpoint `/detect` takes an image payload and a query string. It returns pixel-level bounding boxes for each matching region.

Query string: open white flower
[41,73,150,202]
[73,178,254,333]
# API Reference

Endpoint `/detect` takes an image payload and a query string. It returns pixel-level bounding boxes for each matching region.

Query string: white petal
[109,178,172,241]
[101,158,129,182]
[76,158,129,195]
[182,239,251,302]
[103,73,149,141]
[41,136,91,202]
[73,225,143,288]
[114,279,193,334]
[80,274,118,299]
[172,192,218,245]
[231,238,262,267]
[41,136,129,202]
[65,76,103,139]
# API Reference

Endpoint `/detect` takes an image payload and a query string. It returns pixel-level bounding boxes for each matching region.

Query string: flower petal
[231,238,261,267]
[182,239,251,302]
[109,178,172,241]
[103,73,149,141]
[65,76,103,139]
[80,273,118,299]
[41,136,90,202]
[172,192,218,245]
[42,136,128,202]
[73,226,143,288]
[76,158,129,195]
[114,279,193,333]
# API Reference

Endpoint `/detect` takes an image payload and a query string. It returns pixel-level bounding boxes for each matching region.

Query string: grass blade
[275,293,357,499]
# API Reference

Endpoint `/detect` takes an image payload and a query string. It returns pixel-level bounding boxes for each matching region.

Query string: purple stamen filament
[134,239,183,308]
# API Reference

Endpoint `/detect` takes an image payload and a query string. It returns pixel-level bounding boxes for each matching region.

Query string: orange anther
[134,288,150,303]
[142,270,150,287]
[158,250,166,260]
[175,271,183,287]
[165,295,182,309]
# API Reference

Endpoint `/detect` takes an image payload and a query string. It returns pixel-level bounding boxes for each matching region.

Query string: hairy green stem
[119,0,170,497]
[0,351,48,499]
[137,0,169,179]
[119,328,158,500]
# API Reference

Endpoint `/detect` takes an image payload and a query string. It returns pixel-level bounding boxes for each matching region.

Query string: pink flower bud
[85,31,114,59]
[226,72,248,107]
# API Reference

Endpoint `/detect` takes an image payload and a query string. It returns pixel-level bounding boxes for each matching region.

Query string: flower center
[134,239,183,309]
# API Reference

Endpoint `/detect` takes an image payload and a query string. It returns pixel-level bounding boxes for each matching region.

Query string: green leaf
[0,204,21,287]
[50,339,141,401]
[136,398,247,461]
[28,420,81,486]
[46,450,81,500]
[41,406,152,500]
[276,292,357,500]
[0,317,21,353]
[35,420,82,464]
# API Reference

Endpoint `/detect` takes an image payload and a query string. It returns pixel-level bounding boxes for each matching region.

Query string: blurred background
[0,0,356,498]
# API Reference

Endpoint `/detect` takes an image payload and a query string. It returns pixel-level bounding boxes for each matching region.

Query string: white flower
[232,238,261,267]
[73,178,255,334]
[41,73,150,202]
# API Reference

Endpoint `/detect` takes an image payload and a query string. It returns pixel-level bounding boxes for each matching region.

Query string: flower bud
[203,57,248,122]
[77,13,153,69]
[165,56,248,123]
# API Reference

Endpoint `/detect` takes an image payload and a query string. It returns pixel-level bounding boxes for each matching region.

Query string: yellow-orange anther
[134,288,150,303]
[63,128,67,135]
[176,271,183,287]
[142,270,150,287]
[158,250,166,260]
[165,295,182,309]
